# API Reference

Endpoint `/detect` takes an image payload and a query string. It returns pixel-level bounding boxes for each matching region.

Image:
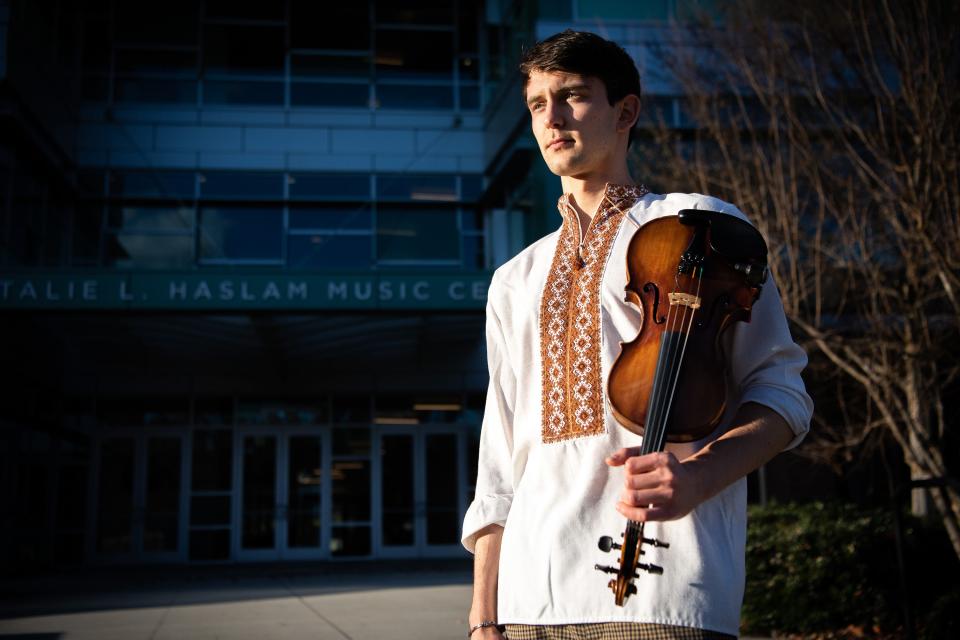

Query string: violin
[594,208,769,606]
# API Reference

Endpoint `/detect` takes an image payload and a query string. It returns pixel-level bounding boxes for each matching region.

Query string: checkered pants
[503,623,735,639]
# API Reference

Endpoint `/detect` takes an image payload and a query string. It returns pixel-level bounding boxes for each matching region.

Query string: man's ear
[617,95,641,132]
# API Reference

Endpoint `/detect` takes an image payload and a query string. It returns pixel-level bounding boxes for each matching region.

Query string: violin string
[643,286,679,456]
[656,271,704,452]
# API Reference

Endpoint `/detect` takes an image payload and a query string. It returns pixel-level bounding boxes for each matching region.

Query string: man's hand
[605,403,796,522]
[604,450,703,521]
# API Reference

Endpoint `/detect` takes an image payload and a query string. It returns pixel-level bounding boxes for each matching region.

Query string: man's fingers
[620,487,665,507]
[604,446,642,466]
[625,451,674,474]
[615,501,673,522]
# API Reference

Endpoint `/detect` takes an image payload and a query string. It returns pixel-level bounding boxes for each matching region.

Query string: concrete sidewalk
[0,561,769,639]
[0,560,475,639]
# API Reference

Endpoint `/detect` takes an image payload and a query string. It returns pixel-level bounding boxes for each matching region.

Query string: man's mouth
[547,138,574,151]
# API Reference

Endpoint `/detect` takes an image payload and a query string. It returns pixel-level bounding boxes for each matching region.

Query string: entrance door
[235,430,329,561]
[282,433,327,559]
[235,432,280,561]
[93,432,187,563]
[377,428,464,557]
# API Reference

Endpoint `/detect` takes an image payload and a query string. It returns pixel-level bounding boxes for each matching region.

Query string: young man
[461,30,813,639]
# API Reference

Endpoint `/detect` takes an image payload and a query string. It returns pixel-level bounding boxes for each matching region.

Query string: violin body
[595,209,768,606]
[607,211,766,442]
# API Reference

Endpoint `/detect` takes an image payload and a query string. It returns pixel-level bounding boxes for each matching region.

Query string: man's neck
[560,168,634,223]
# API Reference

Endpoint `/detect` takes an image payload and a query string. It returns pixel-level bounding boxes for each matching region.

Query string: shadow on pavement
[0,559,473,620]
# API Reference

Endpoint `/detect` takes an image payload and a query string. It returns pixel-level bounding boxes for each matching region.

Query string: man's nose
[544,99,564,128]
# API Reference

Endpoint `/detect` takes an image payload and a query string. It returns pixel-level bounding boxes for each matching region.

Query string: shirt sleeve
[461,275,517,553]
[727,276,814,451]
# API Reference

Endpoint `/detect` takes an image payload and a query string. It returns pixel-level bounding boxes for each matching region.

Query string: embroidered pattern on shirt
[539,183,648,443]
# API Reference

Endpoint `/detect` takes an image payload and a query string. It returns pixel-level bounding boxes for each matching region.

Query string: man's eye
[566,93,581,101]
[530,102,544,111]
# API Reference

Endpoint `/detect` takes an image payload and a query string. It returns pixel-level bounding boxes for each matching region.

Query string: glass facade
[80,0,482,112]
[61,170,486,270]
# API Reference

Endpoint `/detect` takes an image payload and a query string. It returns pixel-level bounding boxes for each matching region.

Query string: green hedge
[742,501,958,638]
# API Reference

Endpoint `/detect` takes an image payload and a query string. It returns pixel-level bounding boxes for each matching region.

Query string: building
[0,0,728,570]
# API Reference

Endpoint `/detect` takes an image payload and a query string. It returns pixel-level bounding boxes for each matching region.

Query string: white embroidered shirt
[461,188,813,636]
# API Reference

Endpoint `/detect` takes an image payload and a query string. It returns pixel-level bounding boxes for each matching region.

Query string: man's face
[524,70,625,179]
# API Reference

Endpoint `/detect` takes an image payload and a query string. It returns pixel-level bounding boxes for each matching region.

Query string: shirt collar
[557,182,649,220]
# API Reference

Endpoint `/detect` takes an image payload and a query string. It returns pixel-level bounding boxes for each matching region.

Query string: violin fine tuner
[594,527,670,604]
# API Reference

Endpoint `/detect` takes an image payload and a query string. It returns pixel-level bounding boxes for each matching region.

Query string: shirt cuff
[740,384,813,451]
[461,493,513,553]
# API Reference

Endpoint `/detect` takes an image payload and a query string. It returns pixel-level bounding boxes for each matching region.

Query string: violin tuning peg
[594,564,618,575]
[598,536,622,552]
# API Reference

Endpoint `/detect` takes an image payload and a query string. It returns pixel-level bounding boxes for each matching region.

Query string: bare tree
[632,0,960,559]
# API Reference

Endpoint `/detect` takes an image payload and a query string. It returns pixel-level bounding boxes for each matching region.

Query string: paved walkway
[0,560,474,639]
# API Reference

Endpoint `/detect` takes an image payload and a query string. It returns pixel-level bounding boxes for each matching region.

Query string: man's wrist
[468,620,505,637]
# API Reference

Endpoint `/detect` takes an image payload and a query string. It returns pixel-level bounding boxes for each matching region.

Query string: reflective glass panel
[203,24,284,76]
[333,396,372,423]
[204,80,284,105]
[205,0,284,20]
[330,525,371,556]
[459,84,480,110]
[98,397,190,426]
[289,175,370,201]
[425,434,459,544]
[291,54,370,78]
[115,49,197,74]
[376,206,459,262]
[144,437,181,552]
[292,82,370,107]
[242,435,276,549]
[291,1,369,49]
[333,428,370,456]
[381,434,414,546]
[201,172,282,200]
[289,206,372,229]
[194,397,234,426]
[288,234,372,269]
[378,174,457,201]
[375,30,453,80]
[236,398,329,425]
[462,234,484,269]
[576,0,671,19]
[461,177,483,202]
[110,171,195,199]
[199,206,282,261]
[106,234,194,269]
[375,0,454,25]
[115,78,197,104]
[190,495,231,525]
[96,438,134,553]
[192,430,232,491]
[108,205,195,230]
[288,436,322,548]
[377,84,454,109]
[332,460,370,522]
[115,2,197,45]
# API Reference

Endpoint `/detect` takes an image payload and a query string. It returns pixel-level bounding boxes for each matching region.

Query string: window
[110,171,195,199]
[199,206,283,262]
[376,205,459,263]
[289,174,370,201]
[200,172,283,200]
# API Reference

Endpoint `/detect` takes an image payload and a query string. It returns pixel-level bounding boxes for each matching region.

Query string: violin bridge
[668,292,701,309]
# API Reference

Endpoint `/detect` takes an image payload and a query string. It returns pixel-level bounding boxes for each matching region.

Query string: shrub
[742,501,901,636]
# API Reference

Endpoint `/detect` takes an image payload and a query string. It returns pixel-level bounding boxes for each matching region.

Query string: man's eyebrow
[526,84,592,105]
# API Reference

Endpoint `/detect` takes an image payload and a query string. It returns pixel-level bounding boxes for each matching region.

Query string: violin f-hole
[642,282,666,324]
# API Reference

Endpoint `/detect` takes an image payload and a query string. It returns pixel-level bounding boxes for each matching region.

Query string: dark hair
[519,29,643,144]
